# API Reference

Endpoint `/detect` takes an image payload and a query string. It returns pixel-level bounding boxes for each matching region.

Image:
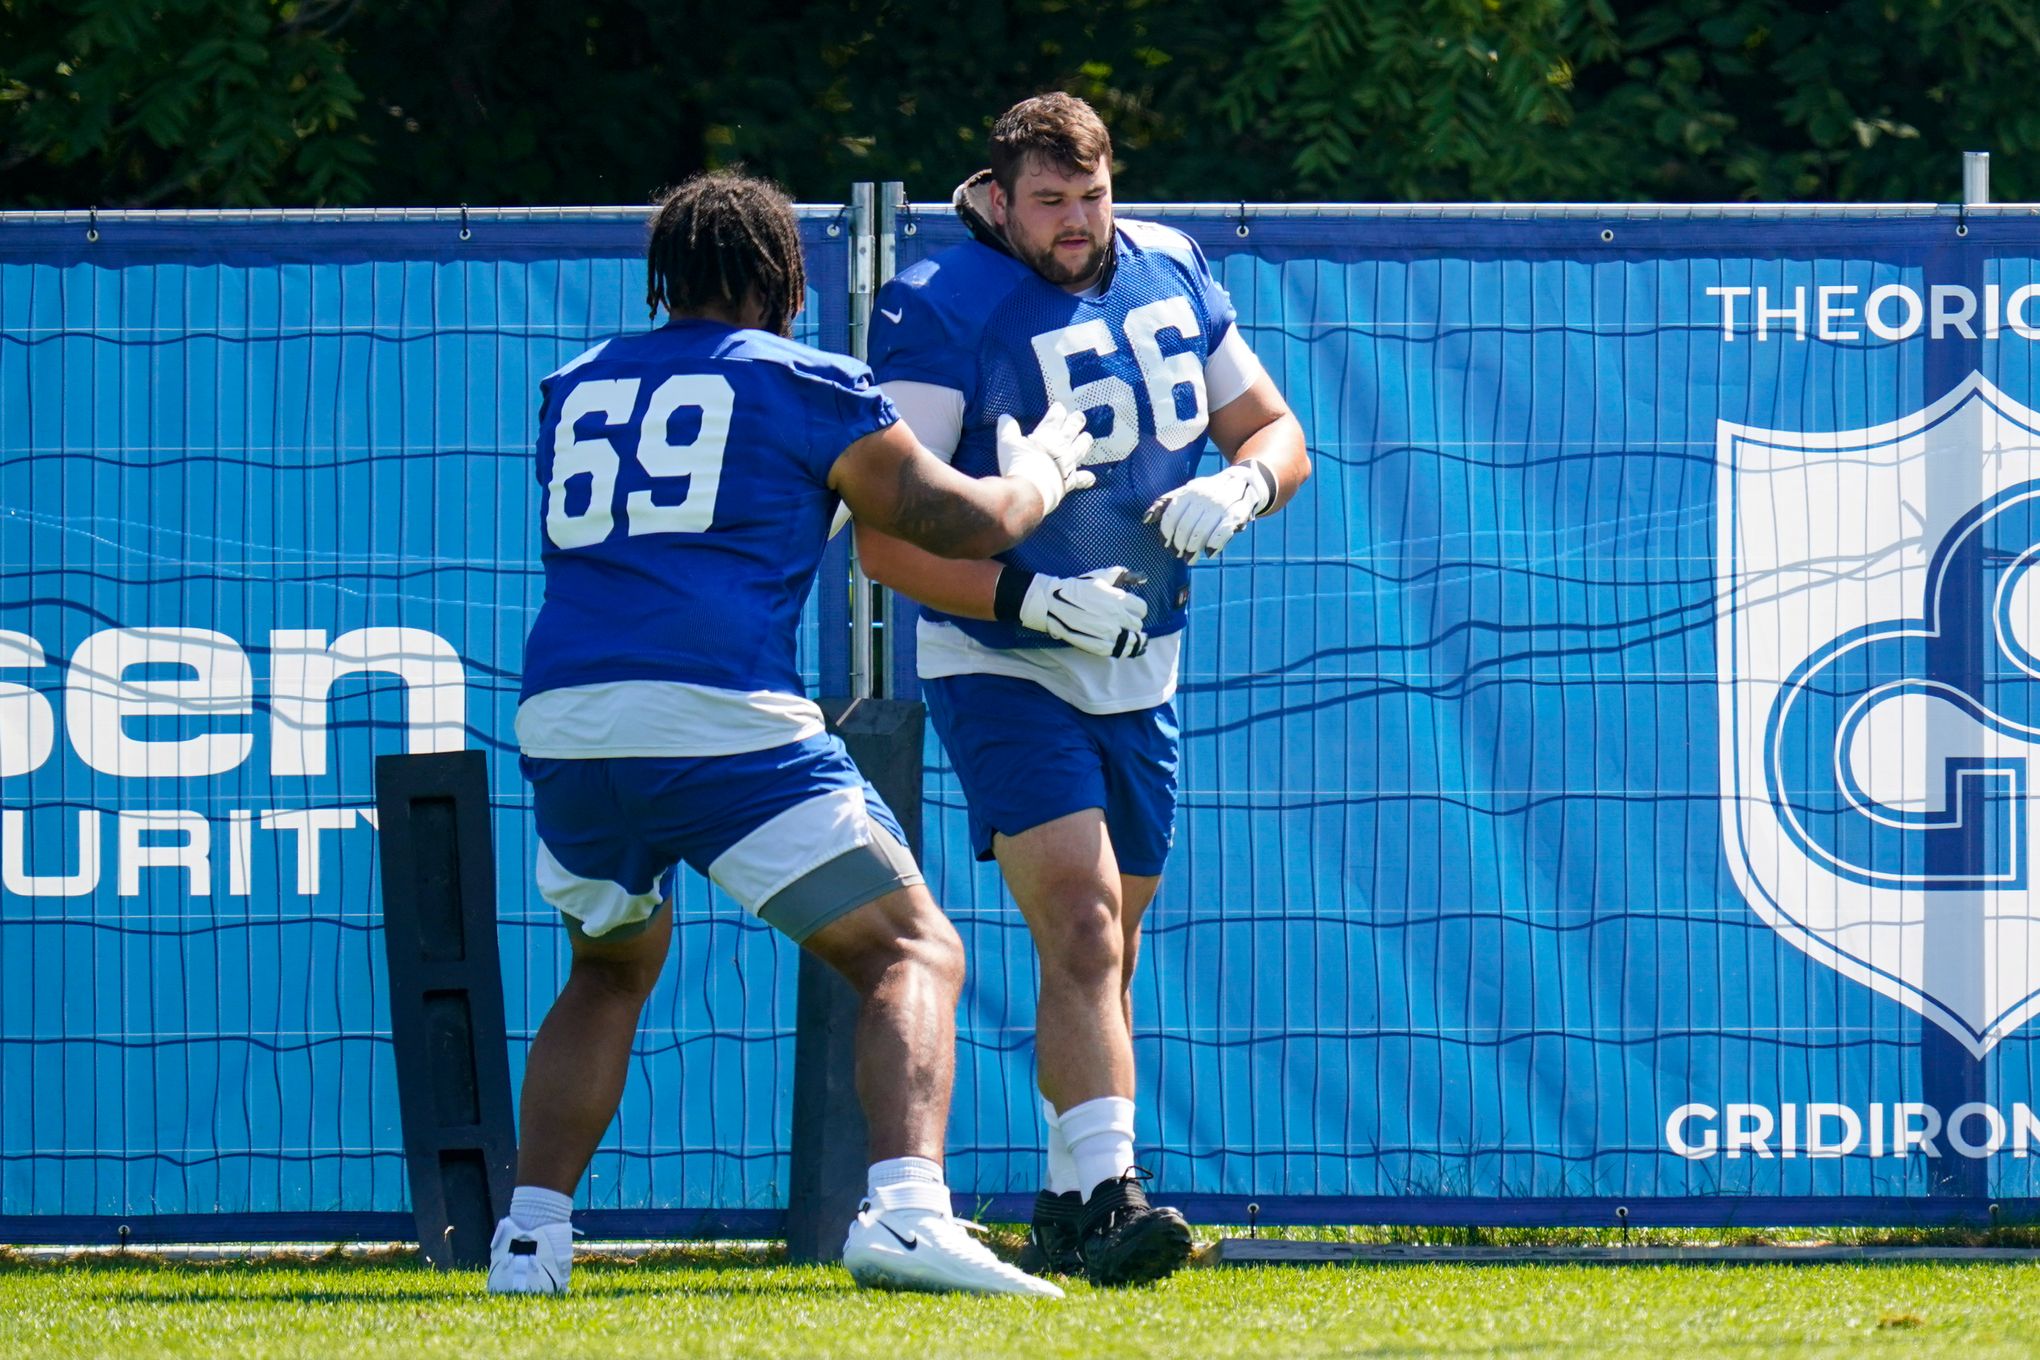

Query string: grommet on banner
[899,197,917,238]
[86,206,99,244]
[1600,228,1615,243]
[458,204,472,242]
[1235,202,1251,238]
[1246,1201,1261,1237]
[1616,1204,1630,1241]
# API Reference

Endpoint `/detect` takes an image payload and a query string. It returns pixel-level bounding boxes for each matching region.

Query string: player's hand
[1017,567,1150,658]
[997,403,1096,516]
[1143,462,1277,560]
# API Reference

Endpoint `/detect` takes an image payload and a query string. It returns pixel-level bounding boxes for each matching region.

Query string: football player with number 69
[490,170,1098,1300]
[860,94,1311,1286]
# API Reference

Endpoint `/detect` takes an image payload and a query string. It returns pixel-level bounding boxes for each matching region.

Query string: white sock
[1060,1096,1136,1200]
[869,1155,943,1188]
[508,1185,572,1230]
[1043,1097,1080,1195]
[867,1156,950,1214]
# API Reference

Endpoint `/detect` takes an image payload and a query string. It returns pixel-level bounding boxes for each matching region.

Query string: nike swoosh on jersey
[879,307,903,324]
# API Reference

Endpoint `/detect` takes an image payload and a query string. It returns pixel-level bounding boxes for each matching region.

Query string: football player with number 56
[859,94,1311,1286]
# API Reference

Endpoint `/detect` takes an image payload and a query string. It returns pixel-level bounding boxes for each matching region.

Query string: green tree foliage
[4,0,2039,208]
[332,0,1257,205]
[1,0,370,205]
[1225,0,2040,201]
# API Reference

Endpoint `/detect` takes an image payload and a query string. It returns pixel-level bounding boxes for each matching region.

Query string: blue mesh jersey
[521,319,896,701]
[870,218,1236,648]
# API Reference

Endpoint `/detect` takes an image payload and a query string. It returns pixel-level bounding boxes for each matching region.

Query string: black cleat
[1075,1167,1192,1287]
[1014,1189,1084,1275]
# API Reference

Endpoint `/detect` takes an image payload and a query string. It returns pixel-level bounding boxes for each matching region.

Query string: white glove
[1144,461,1277,560]
[1015,567,1150,659]
[997,402,1096,516]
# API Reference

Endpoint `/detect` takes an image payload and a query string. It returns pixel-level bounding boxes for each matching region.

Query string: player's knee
[1035,896,1123,987]
[568,947,665,1003]
[901,911,966,995]
[832,895,964,998]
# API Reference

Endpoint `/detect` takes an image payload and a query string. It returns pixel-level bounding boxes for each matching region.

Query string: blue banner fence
[7,198,2040,1240]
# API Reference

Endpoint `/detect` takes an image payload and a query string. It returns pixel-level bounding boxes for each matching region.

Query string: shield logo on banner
[1720,372,2040,1056]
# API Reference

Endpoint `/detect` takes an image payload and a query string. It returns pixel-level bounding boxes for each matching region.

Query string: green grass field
[6,1244,2040,1359]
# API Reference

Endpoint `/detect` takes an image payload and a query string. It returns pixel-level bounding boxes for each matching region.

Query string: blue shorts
[522,733,918,942]
[923,673,1179,877]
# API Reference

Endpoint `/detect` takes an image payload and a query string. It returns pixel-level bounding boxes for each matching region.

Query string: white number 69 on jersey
[545,374,733,549]
[1030,296,1208,465]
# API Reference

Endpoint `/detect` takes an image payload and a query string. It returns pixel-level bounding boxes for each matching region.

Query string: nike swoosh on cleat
[878,1222,919,1250]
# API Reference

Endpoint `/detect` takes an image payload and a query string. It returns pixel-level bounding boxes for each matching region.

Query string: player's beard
[1017,224,1110,289]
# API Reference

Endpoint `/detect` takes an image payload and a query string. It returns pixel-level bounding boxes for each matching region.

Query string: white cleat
[487,1217,572,1295]
[843,1186,1064,1298]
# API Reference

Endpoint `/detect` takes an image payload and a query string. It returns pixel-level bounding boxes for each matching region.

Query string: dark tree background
[3,0,2035,208]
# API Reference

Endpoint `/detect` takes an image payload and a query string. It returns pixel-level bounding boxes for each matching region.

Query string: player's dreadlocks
[645,170,805,337]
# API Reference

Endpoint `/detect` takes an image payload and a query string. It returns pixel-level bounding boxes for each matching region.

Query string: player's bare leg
[997,810,1133,1110]
[513,904,675,1194]
[798,883,963,1161]
[507,885,957,1183]
[497,878,1051,1298]
[998,811,1189,1285]
[816,882,1062,1297]
[1117,874,1161,1037]
[491,902,675,1292]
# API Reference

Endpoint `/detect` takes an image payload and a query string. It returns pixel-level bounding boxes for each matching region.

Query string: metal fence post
[846,183,878,701]
[789,182,941,1263]
[1964,151,1991,206]
[1921,148,1992,1205]
[877,181,905,699]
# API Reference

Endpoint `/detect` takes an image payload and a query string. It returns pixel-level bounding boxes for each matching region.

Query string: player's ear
[988,178,1008,227]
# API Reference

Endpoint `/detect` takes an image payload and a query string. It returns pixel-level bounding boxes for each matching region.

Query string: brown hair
[645,170,805,337]
[988,93,1113,193]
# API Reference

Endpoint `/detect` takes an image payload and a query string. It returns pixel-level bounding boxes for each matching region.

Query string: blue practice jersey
[521,319,896,703]
[870,218,1236,648]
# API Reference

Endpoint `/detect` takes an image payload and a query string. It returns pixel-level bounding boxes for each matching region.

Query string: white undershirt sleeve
[1204,327,1266,412]
[831,381,970,538]
[879,381,967,461]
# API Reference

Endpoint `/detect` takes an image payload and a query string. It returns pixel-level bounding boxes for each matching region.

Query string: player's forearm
[832,422,1054,559]
[886,462,1046,559]
[855,526,1001,620]
[1227,412,1311,515]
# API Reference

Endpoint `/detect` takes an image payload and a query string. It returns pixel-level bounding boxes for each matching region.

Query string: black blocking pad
[374,750,518,1269]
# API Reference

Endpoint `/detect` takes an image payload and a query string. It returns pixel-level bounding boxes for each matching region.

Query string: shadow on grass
[97,1282,792,1306]
[1222,1257,2032,1276]
[78,1268,869,1307]
[0,1244,796,1277]
[1211,1223,2040,1250]
[0,1248,425,1275]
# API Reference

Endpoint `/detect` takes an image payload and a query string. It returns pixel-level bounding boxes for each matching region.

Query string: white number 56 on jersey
[545,374,732,549]
[1030,296,1207,465]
